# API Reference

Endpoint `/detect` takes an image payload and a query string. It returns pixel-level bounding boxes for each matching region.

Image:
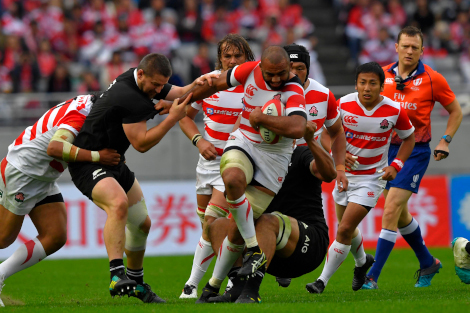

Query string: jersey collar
[388,60,425,83]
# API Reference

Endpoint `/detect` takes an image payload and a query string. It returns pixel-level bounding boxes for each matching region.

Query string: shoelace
[414,269,422,282]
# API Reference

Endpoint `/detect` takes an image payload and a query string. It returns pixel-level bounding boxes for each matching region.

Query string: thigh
[29,201,67,238]
[209,188,228,208]
[340,202,370,231]
[92,177,128,212]
[126,178,144,206]
[0,204,25,245]
[335,202,347,222]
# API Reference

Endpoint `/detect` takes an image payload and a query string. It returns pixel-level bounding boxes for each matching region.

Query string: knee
[51,231,67,250]
[108,197,129,221]
[222,169,245,191]
[383,200,403,222]
[337,223,355,240]
[139,216,151,234]
[255,214,278,232]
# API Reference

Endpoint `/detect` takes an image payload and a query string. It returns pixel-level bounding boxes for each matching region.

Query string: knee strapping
[125,197,149,251]
[245,185,274,219]
[205,203,229,219]
[196,205,206,224]
[220,149,253,184]
[271,212,292,250]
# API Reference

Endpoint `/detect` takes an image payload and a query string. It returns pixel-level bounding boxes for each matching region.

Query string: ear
[137,69,144,79]
[395,42,399,53]
[355,84,358,91]
[380,84,384,92]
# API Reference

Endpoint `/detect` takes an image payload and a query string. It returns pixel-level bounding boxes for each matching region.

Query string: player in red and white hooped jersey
[185,46,306,303]
[284,43,348,193]
[178,34,254,299]
[306,62,415,295]
[0,94,120,304]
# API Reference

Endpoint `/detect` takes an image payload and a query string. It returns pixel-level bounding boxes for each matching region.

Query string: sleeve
[153,83,173,100]
[393,106,415,139]
[432,72,455,106]
[122,95,157,124]
[229,61,259,87]
[300,147,314,170]
[324,90,340,128]
[57,111,86,135]
[191,100,203,111]
[284,83,307,118]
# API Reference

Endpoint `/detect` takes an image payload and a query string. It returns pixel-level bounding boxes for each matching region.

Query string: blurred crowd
[334,0,470,82]
[0,0,324,96]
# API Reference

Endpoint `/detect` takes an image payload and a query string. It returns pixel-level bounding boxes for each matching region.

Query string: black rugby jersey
[265,146,327,228]
[71,68,172,163]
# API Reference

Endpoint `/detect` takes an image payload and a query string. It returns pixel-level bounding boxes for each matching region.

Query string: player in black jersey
[198,121,335,303]
[68,53,204,302]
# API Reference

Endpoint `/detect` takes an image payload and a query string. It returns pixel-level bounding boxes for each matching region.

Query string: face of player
[260,59,290,90]
[395,34,424,68]
[355,72,384,107]
[220,43,246,71]
[290,61,307,86]
[136,69,169,99]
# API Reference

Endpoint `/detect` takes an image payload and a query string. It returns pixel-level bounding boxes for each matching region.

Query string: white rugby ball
[259,99,285,144]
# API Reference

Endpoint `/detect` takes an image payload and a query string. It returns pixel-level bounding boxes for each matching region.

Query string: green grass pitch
[1,248,469,312]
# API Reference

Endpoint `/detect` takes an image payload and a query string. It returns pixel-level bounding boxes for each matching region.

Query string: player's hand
[249,107,263,130]
[196,72,220,86]
[433,141,449,161]
[197,138,218,160]
[154,99,172,115]
[345,153,359,171]
[336,170,348,192]
[169,94,192,122]
[378,166,397,181]
[303,121,318,143]
[98,148,121,166]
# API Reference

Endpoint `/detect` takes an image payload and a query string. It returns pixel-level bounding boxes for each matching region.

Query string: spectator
[254,11,286,46]
[411,0,435,36]
[362,1,399,40]
[230,0,261,41]
[461,26,470,83]
[80,21,112,65]
[177,0,203,43]
[449,10,470,51]
[47,63,72,94]
[1,35,22,71]
[25,0,64,46]
[278,0,314,39]
[77,71,101,93]
[345,0,370,68]
[140,11,181,58]
[10,51,40,93]
[190,42,214,81]
[1,1,27,36]
[388,0,407,28]
[143,0,178,24]
[359,27,396,66]
[201,4,236,44]
[200,0,216,21]
[81,0,116,33]
[37,39,56,78]
[100,50,134,88]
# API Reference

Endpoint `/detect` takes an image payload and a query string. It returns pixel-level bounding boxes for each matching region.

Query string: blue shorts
[385,143,431,193]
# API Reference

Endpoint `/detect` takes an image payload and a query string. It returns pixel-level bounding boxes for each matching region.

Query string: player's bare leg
[91,177,136,297]
[0,204,24,249]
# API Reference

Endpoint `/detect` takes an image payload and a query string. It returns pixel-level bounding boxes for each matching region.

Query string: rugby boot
[238,246,267,277]
[276,277,292,288]
[109,270,137,297]
[352,254,375,291]
[208,267,246,303]
[452,237,470,284]
[234,266,265,304]
[195,282,220,303]
[414,257,442,287]
[179,284,197,299]
[362,275,379,290]
[306,279,325,294]
[132,283,166,303]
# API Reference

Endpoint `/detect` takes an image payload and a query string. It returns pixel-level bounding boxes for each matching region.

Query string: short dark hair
[355,62,385,85]
[137,53,172,78]
[397,26,424,47]
[216,34,255,70]
[261,46,290,65]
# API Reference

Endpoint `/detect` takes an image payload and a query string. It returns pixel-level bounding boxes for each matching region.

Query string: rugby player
[178,34,255,299]
[203,121,335,303]
[180,46,307,302]
[364,26,463,289]
[306,62,415,294]
[0,94,120,307]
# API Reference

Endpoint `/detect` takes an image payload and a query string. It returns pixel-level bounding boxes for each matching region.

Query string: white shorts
[224,129,291,194]
[332,177,386,209]
[195,166,225,195]
[0,160,61,216]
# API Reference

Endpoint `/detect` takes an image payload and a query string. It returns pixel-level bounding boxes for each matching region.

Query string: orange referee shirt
[382,60,455,145]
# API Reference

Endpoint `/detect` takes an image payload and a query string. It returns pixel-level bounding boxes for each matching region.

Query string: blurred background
[0,0,469,258]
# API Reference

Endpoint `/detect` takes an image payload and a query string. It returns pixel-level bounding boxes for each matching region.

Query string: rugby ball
[259,99,285,144]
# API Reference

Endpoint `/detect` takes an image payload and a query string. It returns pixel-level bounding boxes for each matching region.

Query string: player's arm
[124,96,192,153]
[434,98,463,160]
[249,108,306,139]
[47,129,120,166]
[326,118,348,189]
[164,72,221,101]
[179,105,217,160]
[379,132,415,181]
[304,121,336,182]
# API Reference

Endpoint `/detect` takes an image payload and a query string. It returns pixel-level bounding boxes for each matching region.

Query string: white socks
[227,195,258,248]
[209,237,244,288]
[351,229,366,267]
[0,237,47,279]
[186,236,215,288]
[318,240,351,285]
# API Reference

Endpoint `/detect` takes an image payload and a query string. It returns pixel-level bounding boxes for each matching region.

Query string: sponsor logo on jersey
[14,192,25,203]
[309,106,318,117]
[345,131,354,138]
[92,169,106,180]
[411,86,420,91]
[349,134,387,142]
[380,119,390,129]
[207,108,214,115]
[413,78,422,86]
[290,54,298,58]
[399,102,417,110]
[206,108,239,117]
[246,84,258,98]
[343,115,358,126]
[385,78,394,84]
[367,191,374,198]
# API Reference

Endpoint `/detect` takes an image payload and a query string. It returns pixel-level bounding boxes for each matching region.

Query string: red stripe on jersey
[234,61,258,86]
[254,66,268,90]
[227,85,245,93]
[205,125,229,141]
[241,129,262,143]
[286,94,306,109]
[239,123,259,135]
[354,153,383,166]
[58,111,87,133]
[326,90,338,119]
[14,130,26,146]
[282,84,304,96]
[305,89,328,104]
[208,114,239,125]
[49,159,65,172]
[348,168,377,175]
[215,147,224,156]
[342,101,399,118]
[1,158,7,186]
[344,126,392,150]
[41,107,54,133]
[53,99,73,126]
[29,120,40,142]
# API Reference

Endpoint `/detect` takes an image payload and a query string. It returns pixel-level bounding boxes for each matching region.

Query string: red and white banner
[321,175,451,248]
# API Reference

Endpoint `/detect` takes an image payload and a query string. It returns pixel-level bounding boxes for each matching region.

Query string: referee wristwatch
[442,135,452,143]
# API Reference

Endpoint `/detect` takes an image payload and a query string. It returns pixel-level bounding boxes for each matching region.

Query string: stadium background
[0,0,470,260]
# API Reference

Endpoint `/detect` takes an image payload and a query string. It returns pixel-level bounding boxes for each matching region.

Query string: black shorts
[69,162,135,201]
[267,220,329,278]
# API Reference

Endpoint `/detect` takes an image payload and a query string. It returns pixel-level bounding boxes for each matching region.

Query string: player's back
[6,95,94,182]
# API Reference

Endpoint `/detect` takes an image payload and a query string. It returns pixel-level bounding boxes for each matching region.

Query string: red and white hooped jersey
[191,70,244,171]
[6,95,94,182]
[339,93,414,178]
[296,78,339,146]
[228,61,306,154]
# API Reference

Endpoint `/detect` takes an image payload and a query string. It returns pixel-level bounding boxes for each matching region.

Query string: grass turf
[0,248,469,312]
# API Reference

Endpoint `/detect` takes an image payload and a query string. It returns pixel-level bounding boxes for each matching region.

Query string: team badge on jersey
[309,106,318,117]
[380,119,390,129]
[413,78,422,86]
[15,192,25,203]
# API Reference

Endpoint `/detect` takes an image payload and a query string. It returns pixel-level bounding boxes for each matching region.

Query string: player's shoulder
[306,78,329,94]
[381,95,401,111]
[339,92,357,104]
[281,75,304,95]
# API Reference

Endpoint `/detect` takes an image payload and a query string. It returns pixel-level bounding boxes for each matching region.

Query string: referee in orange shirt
[362,26,463,289]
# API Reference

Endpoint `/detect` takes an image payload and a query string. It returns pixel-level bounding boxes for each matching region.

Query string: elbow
[323,169,337,183]
[133,143,150,153]
[290,124,306,139]
[47,143,61,159]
